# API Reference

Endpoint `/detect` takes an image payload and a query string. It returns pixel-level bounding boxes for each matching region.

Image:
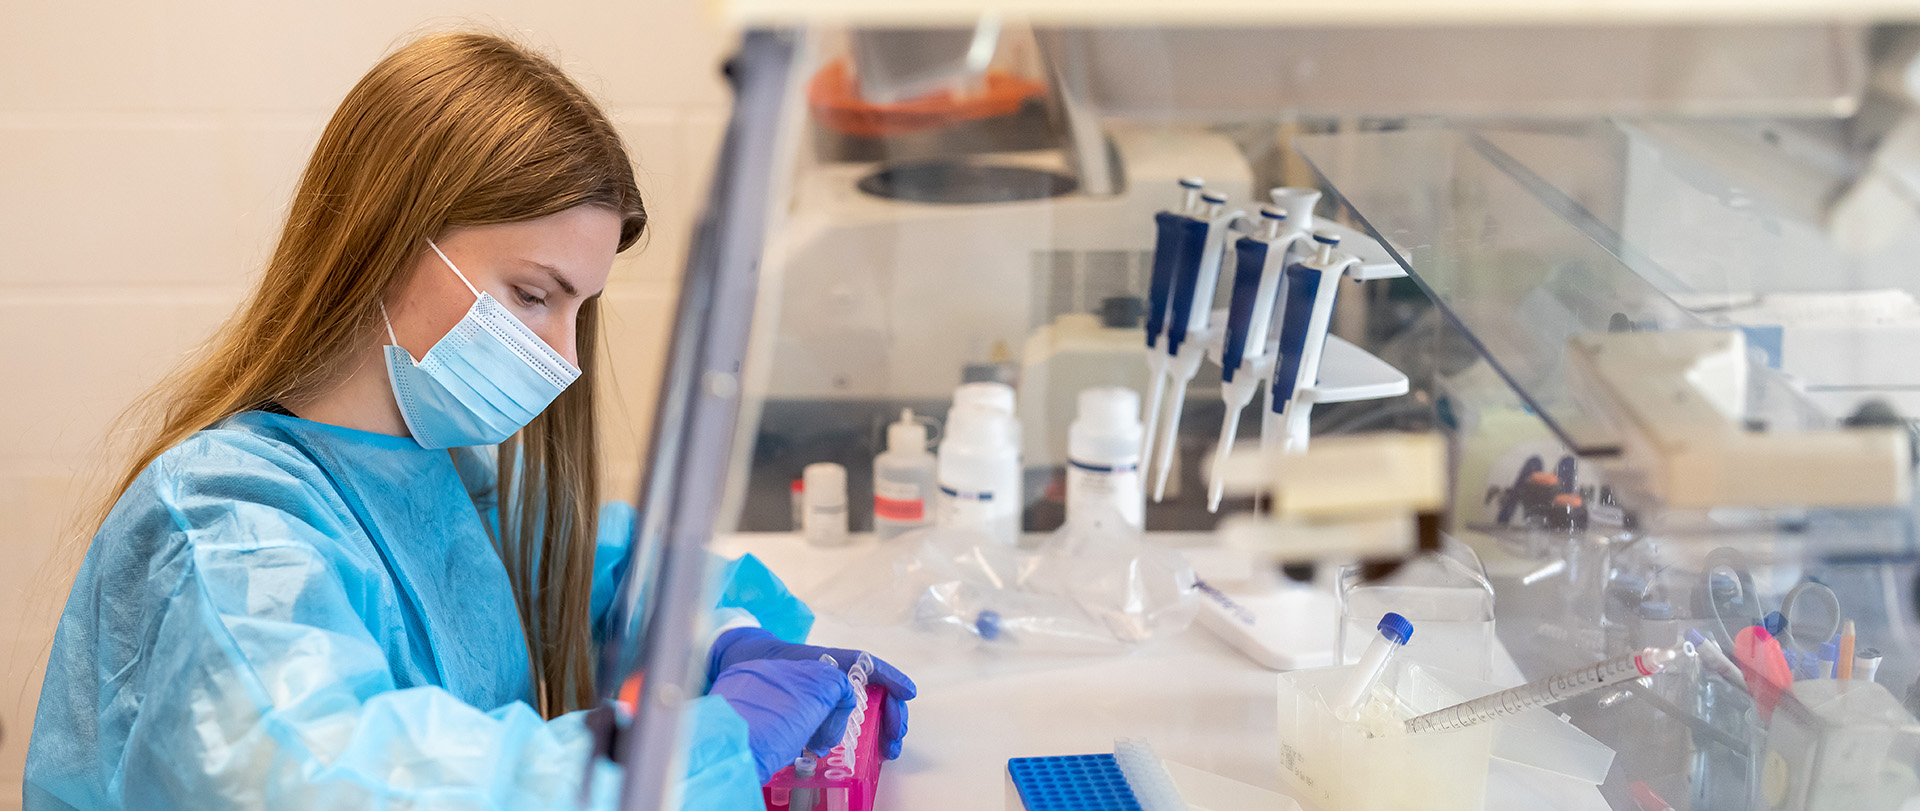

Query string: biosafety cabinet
[603,7,1920,811]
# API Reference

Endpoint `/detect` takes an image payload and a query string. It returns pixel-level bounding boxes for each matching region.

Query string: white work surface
[711,533,1611,811]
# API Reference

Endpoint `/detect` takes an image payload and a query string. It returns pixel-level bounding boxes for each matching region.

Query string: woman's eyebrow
[522,260,578,297]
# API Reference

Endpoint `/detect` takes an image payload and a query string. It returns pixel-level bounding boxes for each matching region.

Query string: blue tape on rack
[1007,754,1144,811]
[1270,263,1324,409]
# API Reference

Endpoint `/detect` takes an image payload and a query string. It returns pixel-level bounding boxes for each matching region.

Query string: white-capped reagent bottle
[1067,387,1145,532]
[937,406,1021,545]
[801,462,849,547]
[873,408,937,541]
[952,381,1021,451]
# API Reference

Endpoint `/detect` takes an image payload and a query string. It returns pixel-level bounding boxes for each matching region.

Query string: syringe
[1404,647,1678,735]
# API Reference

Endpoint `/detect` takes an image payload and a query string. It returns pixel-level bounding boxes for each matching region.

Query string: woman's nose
[545,320,578,367]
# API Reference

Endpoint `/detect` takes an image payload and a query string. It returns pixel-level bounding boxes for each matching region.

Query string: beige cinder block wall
[0,3,735,804]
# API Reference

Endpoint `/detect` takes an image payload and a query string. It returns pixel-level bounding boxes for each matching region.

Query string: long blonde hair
[98,31,644,717]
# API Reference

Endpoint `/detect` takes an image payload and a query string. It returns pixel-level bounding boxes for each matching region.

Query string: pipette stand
[763,684,887,811]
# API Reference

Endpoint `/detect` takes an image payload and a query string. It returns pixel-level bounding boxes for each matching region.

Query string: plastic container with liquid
[936,406,1021,545]
[873,409,937,541]
[1066,387,1144,532]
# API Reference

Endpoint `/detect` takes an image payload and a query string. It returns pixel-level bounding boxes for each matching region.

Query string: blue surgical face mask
[382,239,581,449]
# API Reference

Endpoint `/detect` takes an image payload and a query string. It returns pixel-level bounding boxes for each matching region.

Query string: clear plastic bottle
[1067,387,1144,531]
[936,406,1021,545]
[873,408,937,541]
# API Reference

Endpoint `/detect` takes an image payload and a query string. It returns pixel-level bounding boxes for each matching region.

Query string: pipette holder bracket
[763,684,887,811]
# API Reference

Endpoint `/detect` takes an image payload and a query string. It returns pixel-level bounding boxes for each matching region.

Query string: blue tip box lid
[1378,612,1413,645]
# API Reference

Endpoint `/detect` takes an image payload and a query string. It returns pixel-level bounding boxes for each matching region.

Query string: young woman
[25,31,911,811]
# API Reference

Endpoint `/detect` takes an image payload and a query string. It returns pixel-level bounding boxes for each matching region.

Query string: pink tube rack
[761,684,886,811]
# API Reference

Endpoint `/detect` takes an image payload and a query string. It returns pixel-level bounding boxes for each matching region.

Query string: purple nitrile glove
[707,659,859,783]
[709,626,917,760]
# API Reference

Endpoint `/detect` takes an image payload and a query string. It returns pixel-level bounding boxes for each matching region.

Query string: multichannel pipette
[1149,189,1243,502]
[1404,647,1678,734]
[1264,231,1363,458]
[1205,205,1309,512]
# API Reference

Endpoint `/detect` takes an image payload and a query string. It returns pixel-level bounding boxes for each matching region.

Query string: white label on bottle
[875,479,920,502]
[1067,457,1144,528]
[937,485,996,523]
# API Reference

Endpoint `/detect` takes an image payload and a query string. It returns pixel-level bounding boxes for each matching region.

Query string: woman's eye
[513,288,547,307]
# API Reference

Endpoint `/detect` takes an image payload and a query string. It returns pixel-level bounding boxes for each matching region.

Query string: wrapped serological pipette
[1404,647,1678,734]
[762,653,888,810]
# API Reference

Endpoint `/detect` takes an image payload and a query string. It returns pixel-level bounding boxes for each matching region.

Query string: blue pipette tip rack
[1378,612,1413,645]
[1007,754,1143,811]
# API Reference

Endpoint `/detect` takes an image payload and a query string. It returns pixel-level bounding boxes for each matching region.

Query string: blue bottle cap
[1377,612,1413,645]
[1638,600,1673,620]
[1764,611,1787,636]
[975,609,1002,641]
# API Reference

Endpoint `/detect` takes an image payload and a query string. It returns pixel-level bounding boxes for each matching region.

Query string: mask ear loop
[426,238,482,299]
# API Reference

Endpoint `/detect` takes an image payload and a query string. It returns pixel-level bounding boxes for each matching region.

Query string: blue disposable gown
[25,410,789,810]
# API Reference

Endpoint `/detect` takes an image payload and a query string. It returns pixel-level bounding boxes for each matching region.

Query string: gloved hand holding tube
[709,627,918,764]
[708,659,859,783]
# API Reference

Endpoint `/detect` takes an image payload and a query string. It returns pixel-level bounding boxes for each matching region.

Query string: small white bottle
[1067,387,1145,531]
[936,406,1021,545]
[801,462,849,547]
[873,409,937,541]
